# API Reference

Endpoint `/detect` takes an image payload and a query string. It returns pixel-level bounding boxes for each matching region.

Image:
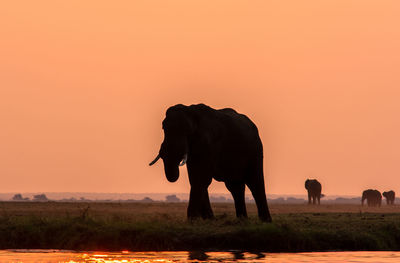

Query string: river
[0,250,399,262]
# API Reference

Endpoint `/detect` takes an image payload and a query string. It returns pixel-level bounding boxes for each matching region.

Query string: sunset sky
[1,1,400,196]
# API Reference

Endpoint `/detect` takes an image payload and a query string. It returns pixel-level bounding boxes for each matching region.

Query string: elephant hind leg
[246,179,272,222]
[225,182,247,218]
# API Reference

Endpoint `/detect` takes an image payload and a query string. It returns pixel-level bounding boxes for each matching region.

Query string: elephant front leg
[246,179,272,222]
[308,192,312,205]
[187,186,213,220]
[201,189,214,219]
[187,187,203,219]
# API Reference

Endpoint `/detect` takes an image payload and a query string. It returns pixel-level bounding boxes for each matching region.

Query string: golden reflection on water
[1,250,400,262]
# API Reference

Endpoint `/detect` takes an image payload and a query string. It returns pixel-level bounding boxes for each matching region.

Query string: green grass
[1,202,400,251]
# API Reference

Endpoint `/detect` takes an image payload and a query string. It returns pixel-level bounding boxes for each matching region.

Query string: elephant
[305,179,322,205]
[382,190,395,205]
[361,189,382,207]
[149,103,272,222]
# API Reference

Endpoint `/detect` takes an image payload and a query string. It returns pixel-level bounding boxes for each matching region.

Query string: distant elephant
[361,189,382,207]
[305,179,322,205]
[149,104,272,222]
[383,190,395,205]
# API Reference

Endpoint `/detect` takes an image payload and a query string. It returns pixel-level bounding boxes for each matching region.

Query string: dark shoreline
[1,214,400,252]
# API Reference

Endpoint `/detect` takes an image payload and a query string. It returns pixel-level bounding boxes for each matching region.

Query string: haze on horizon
[1,1,400,196]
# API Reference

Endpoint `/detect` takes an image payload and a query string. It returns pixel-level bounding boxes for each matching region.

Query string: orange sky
[1,1,400,195]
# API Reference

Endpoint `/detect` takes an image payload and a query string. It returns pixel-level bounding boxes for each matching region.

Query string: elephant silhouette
[382,190,395,205]
[361,189,382,207]
[150,104,272,222]
[305,179,322,205]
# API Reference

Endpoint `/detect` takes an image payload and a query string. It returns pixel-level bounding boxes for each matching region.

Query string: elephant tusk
[179,154,187,166]
[149,154,161,166]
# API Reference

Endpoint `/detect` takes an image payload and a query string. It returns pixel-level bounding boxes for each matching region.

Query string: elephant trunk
[163,159,180,182]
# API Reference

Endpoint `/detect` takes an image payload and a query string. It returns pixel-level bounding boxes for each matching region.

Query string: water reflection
[0,250,400,262]
[188,251,209,261]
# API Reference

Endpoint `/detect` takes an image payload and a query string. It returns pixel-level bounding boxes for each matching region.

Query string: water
[0,250,399,263]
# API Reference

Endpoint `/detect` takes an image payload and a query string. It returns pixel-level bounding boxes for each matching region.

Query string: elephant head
[149,105,194,182]
[305,179,311,190]
[361,190,368,206]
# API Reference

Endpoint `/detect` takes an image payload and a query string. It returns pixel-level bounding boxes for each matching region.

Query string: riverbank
[0,202,400,251]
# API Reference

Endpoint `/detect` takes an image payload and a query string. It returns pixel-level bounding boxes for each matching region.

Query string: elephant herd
[362,189,395,207]
[150,103,397,223]
[305,178,396,207]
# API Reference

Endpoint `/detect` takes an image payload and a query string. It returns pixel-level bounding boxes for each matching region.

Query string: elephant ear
[182,107,197,134]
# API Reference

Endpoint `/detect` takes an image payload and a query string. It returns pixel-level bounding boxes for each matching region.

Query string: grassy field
[1,202,400,252]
